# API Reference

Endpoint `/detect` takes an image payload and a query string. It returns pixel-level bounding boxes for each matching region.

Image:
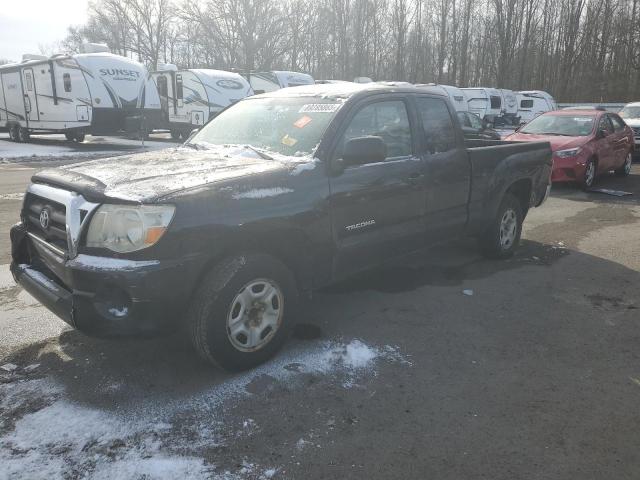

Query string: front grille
[632,126,640,136]
[22,192,68,252]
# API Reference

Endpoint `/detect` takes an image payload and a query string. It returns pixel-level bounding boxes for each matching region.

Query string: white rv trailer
[516,90,558,124]
[462,87,504,123]
[0,48,161,142]
[244,71,314,94]
[152,66,253,139]
[499,89,520,125]
[415,84,468,112]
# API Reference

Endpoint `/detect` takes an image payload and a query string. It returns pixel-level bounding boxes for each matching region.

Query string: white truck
[516,90,558,124]
[152,65,253,140]
[0,45,160,142]
[243,71,314,94]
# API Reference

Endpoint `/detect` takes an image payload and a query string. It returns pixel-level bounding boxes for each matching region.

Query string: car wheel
[583,157,597,189]
[480,193,523,259]
[74,133,86,143]
[170,130,181,141]
[188,253,298,371]
[65,132,75,142]
[615,152,632,177]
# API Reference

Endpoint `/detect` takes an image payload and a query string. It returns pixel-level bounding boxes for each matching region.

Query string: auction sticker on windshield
[294,115,313,129]
[299,104,341,113]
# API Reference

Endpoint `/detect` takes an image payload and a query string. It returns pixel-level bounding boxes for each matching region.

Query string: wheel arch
[504,177,532,218]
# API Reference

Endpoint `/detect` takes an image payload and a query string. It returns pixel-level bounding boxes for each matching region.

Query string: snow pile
[232,187,294,199]
[0,339,408,478]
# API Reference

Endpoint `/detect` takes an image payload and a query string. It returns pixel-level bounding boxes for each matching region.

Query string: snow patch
[67,254,159,271]
[108,306,129,318]
[232,187,294,199]
[0,193,24,201]
[290,158,319,175]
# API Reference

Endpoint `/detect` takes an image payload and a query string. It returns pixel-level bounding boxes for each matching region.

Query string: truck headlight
[555,148,581,158]
[86,204,175,253]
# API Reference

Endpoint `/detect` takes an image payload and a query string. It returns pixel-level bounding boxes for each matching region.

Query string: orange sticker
[294,115,312,129]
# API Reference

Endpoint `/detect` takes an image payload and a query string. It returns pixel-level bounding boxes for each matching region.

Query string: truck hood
[623,118,640,127]
[32,145,315,203]
[506,132,587,152]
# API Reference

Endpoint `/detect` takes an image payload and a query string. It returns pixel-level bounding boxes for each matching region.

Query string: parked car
[506,109,633,188]
[10,83,552,370]
[456,111,501,140]
[618,102,640,154]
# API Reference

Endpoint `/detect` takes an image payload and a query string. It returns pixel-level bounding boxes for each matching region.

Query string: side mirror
[596,129,607,139]
[342,136,387,166]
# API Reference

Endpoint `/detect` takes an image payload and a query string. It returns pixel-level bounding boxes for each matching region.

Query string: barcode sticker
[299,104,340,113]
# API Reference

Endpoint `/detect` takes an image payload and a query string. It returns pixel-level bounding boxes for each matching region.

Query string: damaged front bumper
[10,222,199,336]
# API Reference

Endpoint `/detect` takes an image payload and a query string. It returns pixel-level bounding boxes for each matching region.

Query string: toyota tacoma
[10,83,552,370]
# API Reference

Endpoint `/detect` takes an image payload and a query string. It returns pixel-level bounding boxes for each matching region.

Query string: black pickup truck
[10,83,552,370]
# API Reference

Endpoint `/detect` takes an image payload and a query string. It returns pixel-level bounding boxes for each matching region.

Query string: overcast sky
[0,0,88,61]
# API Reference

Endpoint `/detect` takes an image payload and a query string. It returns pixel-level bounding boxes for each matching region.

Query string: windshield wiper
[244,145,274,160]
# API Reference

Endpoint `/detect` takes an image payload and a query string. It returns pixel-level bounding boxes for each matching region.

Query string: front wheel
[615,152,632,177]
[479,193,523,259]
[17,128,30,143]
[583,157,597,189]
[188,254,298,371]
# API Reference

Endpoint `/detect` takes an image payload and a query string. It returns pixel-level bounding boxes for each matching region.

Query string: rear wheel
[8,125,19,142]
[74,133,86,143]
[583,157,597,189]
[65,132,75,142]
[170,130,181,141]
[480,193,523,259]
[188,253,298,371]
[615,152,632,177]
[17,128,30,143]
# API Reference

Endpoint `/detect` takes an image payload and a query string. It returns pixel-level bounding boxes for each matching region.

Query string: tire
[170,130,181,141]
[8,125,19,142]
[188,253,298,371]
[74,133,86,143]
[17,128,30,143]
[65,132,75,142]
[615,152,632,177]
[583,157,597,189]
[480,193,523,259]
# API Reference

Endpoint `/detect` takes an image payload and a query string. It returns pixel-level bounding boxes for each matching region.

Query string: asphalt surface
[1,141,640,479]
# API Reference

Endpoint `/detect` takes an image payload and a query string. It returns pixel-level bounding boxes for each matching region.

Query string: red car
[506,109,634,188]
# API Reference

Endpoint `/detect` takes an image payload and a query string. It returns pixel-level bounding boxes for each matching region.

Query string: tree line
[57,0,640,102]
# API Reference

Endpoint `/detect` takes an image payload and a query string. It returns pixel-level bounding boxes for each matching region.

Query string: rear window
[490,96,501,109]
[416,97,456,153]
[520,99,534,109]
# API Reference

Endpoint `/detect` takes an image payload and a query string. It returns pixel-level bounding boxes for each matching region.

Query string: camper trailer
[462,87,504,123]
[244,71,314,93]
[0,45,161,142]
[152,66,253,139]
[499,89,520,125]
[516,90,558,124]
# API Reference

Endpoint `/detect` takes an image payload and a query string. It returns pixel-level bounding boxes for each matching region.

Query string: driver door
[328,97,427,278]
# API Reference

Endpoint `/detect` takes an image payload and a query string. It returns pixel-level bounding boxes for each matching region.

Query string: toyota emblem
[39,209,50,230]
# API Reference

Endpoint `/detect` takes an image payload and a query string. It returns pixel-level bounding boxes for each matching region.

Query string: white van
[0,46,160,142]
[462,88,503,123]
[516,90,558,124]
[244,71,314,93]
[152,66,253,139]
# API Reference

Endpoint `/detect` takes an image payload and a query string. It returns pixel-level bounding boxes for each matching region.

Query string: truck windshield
[520,115,595,137]
[619,106,640,119]
[190,97,343,156]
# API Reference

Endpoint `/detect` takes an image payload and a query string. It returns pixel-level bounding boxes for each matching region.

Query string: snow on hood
[40,145,318,202]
